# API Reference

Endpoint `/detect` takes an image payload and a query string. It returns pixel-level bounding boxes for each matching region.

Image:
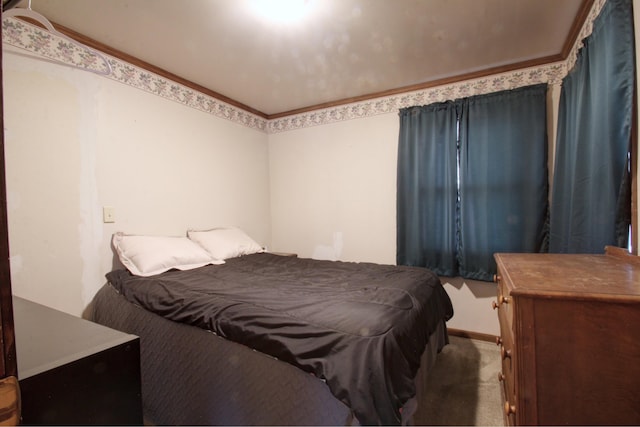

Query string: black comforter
[106,253,453,425]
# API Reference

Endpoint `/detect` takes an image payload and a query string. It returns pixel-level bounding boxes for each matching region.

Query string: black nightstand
[13,296,142,425]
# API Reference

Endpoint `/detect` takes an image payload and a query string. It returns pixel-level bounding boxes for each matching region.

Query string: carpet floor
[414,335,504,426]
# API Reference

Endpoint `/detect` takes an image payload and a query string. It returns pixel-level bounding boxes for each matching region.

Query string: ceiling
[7,0,587,117]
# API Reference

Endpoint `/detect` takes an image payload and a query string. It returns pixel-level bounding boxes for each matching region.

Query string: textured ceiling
[11,0,586,116]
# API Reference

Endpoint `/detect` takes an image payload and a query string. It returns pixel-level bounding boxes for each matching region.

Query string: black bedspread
[106,253,453,425]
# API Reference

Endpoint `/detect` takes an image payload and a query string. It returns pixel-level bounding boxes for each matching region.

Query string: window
[397,84,549,281]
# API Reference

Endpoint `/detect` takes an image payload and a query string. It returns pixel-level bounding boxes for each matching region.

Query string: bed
[88,231,454,425]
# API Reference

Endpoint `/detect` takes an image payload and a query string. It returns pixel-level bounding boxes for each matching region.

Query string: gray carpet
[414,335,504,426]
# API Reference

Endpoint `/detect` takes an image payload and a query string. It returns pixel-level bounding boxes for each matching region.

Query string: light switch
[103,206,115,223]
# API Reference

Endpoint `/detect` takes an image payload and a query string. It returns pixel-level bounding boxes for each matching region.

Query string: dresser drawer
[500,374,517,426]
[498,330,514,390]
[494,270,513,332]
[499,327,516,423]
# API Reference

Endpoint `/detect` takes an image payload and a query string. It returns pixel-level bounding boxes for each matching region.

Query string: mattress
[91,253,453,425]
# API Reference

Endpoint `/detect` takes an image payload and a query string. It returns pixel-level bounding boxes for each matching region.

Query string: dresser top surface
[13,296,138,379]
[494,252,640,300]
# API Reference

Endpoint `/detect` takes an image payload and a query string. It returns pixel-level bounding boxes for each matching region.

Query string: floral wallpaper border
[2,0,605,134]
[2,16,268,132]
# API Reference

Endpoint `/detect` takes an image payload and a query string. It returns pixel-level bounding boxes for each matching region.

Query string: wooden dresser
[493,247,640,425]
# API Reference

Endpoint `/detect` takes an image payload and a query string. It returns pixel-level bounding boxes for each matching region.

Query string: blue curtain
[397,84,549,280]
[458,85,549,281]
[397,102,458,276]
[549,0,635,253]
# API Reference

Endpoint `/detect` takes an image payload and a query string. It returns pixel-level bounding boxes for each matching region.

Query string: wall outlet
[103,206,115,223]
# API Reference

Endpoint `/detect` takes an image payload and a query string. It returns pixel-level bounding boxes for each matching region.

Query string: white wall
[269,114,397,263]
[3,53,271,316]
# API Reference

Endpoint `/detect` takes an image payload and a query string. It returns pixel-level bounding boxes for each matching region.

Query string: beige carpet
[414,335,504,426]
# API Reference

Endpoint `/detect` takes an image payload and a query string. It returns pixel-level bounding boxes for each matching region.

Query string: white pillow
[187,227,264,260]
[112,232,223,277]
